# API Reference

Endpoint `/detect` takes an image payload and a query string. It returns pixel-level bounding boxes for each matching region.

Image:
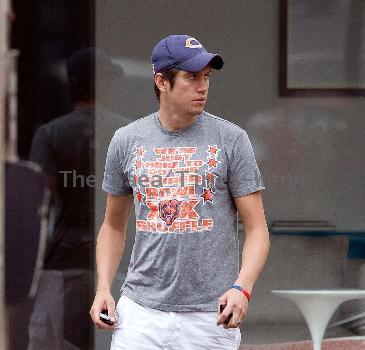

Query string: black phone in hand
[99,309,115,325]
[220,304,233,325]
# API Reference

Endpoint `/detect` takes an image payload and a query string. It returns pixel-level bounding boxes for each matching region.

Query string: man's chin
[190,106,205,116]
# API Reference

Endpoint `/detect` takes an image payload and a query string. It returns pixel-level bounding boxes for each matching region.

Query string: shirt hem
[121,289,218,312]
[102,182,133,196]
[231,185,265,198]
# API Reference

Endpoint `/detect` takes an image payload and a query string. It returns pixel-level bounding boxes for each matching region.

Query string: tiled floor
[240,337,365,349]
[240,322,354,345]
[239,322,364,349]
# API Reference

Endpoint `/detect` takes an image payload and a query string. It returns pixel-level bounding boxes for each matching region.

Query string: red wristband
[231,284,251,302]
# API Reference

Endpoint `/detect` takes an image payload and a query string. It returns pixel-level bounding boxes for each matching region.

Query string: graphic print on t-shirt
[132,145,221,234]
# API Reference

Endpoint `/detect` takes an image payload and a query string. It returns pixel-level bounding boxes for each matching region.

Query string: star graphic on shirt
[134,159,143,172]
[206,157,220,169]
[135,189,145,204]
[205,171,217,186]
[133,174,139,187]
[200,187,215,204]
[206,145,219,155]
[134,147,146,158]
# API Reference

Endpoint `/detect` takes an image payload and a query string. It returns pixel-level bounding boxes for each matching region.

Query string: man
[90,35,270,350]
[29,48,123,349]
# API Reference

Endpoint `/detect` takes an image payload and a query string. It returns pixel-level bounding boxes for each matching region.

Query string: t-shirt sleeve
[102,131,133,196]
[227,129,265,197]
[29,126,57,176]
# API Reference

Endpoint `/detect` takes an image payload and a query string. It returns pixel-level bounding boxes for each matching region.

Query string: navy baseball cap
[151,35,224,74]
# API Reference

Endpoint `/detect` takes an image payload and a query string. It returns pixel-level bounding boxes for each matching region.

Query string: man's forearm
[234,226,270,294]
[96,223,126,292]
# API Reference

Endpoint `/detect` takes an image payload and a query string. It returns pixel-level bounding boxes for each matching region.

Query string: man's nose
[197,77,208,93]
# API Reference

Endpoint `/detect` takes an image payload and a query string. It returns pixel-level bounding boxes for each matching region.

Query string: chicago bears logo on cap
[185,37,203,49]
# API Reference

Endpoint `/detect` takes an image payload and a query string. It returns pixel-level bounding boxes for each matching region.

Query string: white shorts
[110,295,241,350]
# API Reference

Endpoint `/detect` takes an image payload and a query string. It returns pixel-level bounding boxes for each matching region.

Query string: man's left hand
[216,288,248,329]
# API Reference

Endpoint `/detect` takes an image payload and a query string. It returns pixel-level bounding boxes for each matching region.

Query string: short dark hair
[68,75,95,104]
[154,68,179,101]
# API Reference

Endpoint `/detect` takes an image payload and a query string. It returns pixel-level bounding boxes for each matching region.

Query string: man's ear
[154,73,168,94]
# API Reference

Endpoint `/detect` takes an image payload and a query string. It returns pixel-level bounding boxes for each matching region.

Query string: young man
[90,35,270,350]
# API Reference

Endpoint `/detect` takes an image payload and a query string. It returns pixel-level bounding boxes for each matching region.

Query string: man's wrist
[234,278,253,294]
[231,284,251,302]
[96,285,111,294]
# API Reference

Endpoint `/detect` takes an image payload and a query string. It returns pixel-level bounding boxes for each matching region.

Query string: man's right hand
[90,194,133,330]
[89,290,116,330]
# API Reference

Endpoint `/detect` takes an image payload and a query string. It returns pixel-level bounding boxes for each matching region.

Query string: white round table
[271,290,365,350]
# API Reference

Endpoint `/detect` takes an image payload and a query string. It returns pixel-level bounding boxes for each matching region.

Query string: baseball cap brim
[175,52,224,72]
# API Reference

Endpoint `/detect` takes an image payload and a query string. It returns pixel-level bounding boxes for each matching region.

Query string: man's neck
[158,104,198,131]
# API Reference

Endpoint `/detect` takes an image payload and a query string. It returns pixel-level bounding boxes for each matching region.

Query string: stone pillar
[0,0,10,348]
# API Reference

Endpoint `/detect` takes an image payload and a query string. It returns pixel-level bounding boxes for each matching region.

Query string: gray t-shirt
[102,111,265,311]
